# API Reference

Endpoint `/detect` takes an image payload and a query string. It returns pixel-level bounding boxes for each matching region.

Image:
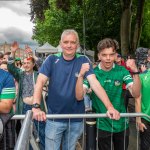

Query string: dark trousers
[123,89,133,111]
[140,119,150,150]
[0,120,15,150]
[98,128,129,150]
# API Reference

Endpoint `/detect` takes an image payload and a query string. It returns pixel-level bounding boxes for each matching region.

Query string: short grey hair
[61,29,79,44]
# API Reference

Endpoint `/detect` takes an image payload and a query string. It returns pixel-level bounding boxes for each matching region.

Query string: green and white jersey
[84,63,133,132]
[140,69,150,122]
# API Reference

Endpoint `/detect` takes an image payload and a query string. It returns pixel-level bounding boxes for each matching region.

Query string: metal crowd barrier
[12,112,150,120]
[13,111,150,150]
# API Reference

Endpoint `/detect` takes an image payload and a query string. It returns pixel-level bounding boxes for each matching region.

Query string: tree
[131,0,145,52]
[120,0,132,56]
[32,1,84,46]
[30,0,149,57]
[29,0,49,22]
[140,0,150,48]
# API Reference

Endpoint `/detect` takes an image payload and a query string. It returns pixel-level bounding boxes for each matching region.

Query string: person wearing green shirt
[135,63,150,150]
[76,38,141,150]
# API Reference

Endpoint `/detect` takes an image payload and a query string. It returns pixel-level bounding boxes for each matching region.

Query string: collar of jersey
[98,63,115,70]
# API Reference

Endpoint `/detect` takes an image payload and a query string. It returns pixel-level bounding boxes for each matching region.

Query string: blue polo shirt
[0,69,16,99]
[39,53,94,121]
[0,69,16,114]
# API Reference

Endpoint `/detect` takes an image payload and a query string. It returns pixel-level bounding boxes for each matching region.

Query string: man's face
[3,55,8,62]
[0,64,8,71]
[23,58,34,73]
[60,33,79,58]
[98,47,116,71]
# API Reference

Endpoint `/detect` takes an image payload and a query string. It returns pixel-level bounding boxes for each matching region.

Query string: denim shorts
[45,119,83,150]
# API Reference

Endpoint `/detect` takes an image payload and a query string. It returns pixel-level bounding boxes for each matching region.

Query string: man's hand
[126,59,138,72]
[11,41,19,53]
[32,108,46,122]
[25,45,33,57]
[106,106,120,120]
[136,117,147,132]
[79,63,90,77]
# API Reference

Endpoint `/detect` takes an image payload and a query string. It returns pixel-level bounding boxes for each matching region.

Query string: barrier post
[85,111,96,150]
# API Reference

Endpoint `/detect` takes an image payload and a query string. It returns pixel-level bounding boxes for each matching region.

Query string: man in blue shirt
[0,69,15,113]
[0,69,16,149]
[32,29,120,150]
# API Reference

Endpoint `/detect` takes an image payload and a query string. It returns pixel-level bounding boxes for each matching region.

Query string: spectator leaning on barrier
[7,41,45,150]
[0,68,16,149]
[135,64,150,150]
[32,29,120,150]
[76,38,141,150]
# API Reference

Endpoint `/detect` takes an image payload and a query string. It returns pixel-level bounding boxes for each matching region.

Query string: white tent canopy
[36,42,58,53]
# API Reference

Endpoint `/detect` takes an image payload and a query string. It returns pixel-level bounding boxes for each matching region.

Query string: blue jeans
[84,95,92,111]
[45,120,83,150]
[22,103,45,150]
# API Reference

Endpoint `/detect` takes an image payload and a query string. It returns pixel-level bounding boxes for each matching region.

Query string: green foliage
[32,0,83,46]
[140,0,150,48]
[84,0,121,50]
[31,0,150,51]
[32,0,121,50]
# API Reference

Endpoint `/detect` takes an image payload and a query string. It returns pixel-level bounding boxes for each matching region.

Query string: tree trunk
[120,0,132,56]
[131,0,145,52]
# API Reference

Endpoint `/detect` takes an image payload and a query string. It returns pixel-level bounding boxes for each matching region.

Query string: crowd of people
[0,29,150,150]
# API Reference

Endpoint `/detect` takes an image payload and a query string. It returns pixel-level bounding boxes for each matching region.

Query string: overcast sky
[0,0,39,50]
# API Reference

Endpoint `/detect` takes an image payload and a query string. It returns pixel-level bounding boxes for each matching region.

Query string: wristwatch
[32,103,40,109]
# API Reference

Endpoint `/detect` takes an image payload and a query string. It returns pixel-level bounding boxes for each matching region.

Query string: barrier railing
[13,111,150,150]
[12,112,150,120]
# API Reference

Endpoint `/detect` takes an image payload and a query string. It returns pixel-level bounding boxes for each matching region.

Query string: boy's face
[98,47,116,71]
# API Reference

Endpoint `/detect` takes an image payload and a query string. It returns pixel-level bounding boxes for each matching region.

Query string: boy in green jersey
[135,63,150,150]
[76,38,141,150]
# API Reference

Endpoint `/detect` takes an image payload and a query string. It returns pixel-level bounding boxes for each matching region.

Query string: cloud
[0,0,31,17]
[0,8,33,33]
[0,27,39,50]
[0,0,39,50]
